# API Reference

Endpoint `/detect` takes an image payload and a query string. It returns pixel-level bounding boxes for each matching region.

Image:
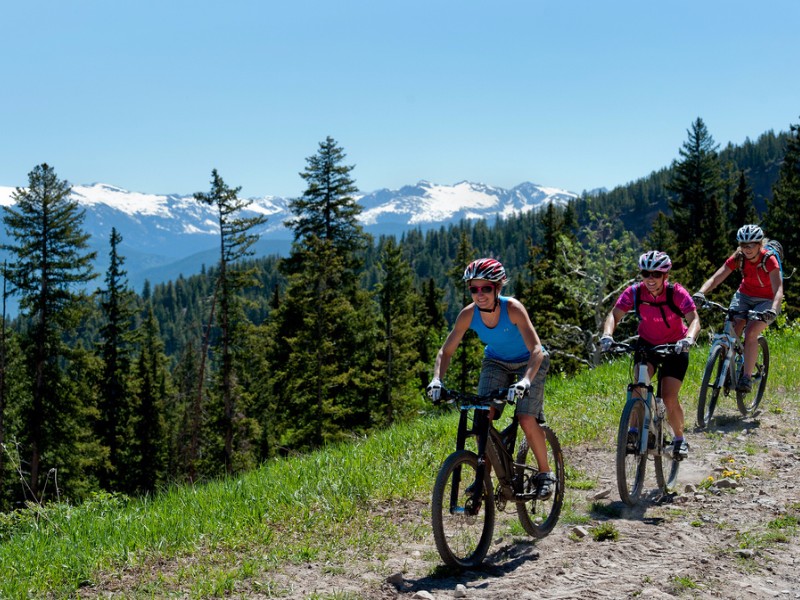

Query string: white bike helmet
[462,258,507,283]
[638,250,672,273]
[736,224,764,243]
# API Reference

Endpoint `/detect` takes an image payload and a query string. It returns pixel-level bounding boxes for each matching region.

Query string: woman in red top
[693,225,784,393]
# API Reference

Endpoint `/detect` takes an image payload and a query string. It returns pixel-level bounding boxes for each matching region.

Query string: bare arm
[683,309,701,340]
[769,268,784,312]
[601,306,627,337]
[697,263,733,295]
[433,305,474,380]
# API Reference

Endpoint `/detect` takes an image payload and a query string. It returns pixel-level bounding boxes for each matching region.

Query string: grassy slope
[1,328,798,598]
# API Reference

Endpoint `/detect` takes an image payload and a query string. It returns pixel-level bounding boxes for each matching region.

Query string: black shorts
[635,339,689,382]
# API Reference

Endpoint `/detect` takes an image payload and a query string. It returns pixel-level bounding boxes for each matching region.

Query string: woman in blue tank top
[426,258,555,499]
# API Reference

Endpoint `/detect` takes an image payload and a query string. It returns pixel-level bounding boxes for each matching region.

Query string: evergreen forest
[0,118,798,512]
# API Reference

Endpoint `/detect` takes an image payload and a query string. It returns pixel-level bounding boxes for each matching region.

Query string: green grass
[591,522,619,542]
[1,328,799,598]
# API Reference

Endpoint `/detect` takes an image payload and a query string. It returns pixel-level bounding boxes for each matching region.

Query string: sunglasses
[468,285,495,294]
[640,270,665,279]
[739,243,758,250]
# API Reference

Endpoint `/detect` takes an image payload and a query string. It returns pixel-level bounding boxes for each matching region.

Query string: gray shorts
[728,292,775,319]
[477,350,550,423]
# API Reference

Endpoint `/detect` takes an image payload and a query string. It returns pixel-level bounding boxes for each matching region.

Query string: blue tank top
[469,296,530,362]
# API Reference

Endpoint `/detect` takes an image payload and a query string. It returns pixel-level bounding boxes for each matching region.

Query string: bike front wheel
[653,418,680,492]
[616,399,648,506]
[515,425,564,538]
[697,345,725,428]
[431,450,495,569]
[737,336,770,416]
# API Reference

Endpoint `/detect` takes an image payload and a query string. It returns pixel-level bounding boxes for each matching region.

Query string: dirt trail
[376,403,800,600]
[84,398,800,599]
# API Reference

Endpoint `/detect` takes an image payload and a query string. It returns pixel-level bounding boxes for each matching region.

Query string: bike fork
[637,401,653,456]
[719,355,733,390]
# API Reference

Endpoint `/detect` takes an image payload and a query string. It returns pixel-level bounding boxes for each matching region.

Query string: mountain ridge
[0,179,577,291]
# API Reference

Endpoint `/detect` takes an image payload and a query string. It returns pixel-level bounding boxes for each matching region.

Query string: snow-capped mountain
[0,180,576,292]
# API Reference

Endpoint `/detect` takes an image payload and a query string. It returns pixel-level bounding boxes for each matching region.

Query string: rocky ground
[277,399,800,600]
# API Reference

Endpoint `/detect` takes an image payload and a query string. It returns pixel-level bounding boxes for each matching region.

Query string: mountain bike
[430,387,564,569]
[696,300,771,428]
[604,342,682,506]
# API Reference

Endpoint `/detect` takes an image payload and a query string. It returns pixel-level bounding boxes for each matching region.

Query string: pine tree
[1,163,97,499]
[644,212,678,259]
[130,304,170,493]
[285,136,367,272]
[96,228,137,491]
[667,118,727,268]
[765,119,800,317]
[540,202,563,263]
[194,169,267,474]
[268,138,376,451]
[0,264,9,500]
[374,238,426,425]
[729,171,759,234]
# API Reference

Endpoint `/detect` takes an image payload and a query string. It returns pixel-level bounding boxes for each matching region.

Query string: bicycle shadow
[400,539,541,594]
[692,412,762,435]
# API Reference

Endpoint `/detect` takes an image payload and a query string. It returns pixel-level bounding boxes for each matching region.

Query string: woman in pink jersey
[599,251,701,459]
[692,224,784,393]
[426,258,555,499]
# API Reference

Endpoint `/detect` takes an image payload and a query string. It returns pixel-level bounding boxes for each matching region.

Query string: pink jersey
[724,250,779,299]
[615,282,696,345]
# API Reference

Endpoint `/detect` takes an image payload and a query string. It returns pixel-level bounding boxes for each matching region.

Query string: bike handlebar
[698,300,770,322]
[603,341,678,357]
[436,387,513,407]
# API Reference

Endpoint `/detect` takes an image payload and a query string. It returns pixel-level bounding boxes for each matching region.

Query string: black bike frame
[454,403,519,495]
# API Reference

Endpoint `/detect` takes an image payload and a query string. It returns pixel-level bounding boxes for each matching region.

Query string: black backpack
[632,282,683,328]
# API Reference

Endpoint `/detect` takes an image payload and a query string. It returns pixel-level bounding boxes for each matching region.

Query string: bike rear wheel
[616,399,648,506]
[653,419,680,492]
[737,336,770,416]
[431,450,495,569]
[515,425,564,538]
[697,345,725,428]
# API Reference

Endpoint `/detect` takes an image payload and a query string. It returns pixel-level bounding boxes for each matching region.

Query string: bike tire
[431,450,495,569]
[653,418,680,492]
[697,345,725,428]
[737,336,770,416]
[616,399,648,506]
[515,425,564,538]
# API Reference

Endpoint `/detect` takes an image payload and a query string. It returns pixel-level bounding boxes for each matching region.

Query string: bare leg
[660,376,685,438]
[742,321,768,376]
[518,414,550,473]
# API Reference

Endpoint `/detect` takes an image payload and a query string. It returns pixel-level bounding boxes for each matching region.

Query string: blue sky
[2,1,798,199]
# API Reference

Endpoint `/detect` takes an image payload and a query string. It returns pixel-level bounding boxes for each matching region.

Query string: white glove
[675,336,693,354]
[762,309,777,325]
[507,377,530,402]
[692,292,706,306]
[599,335,613,352]
[426,377,442,402]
